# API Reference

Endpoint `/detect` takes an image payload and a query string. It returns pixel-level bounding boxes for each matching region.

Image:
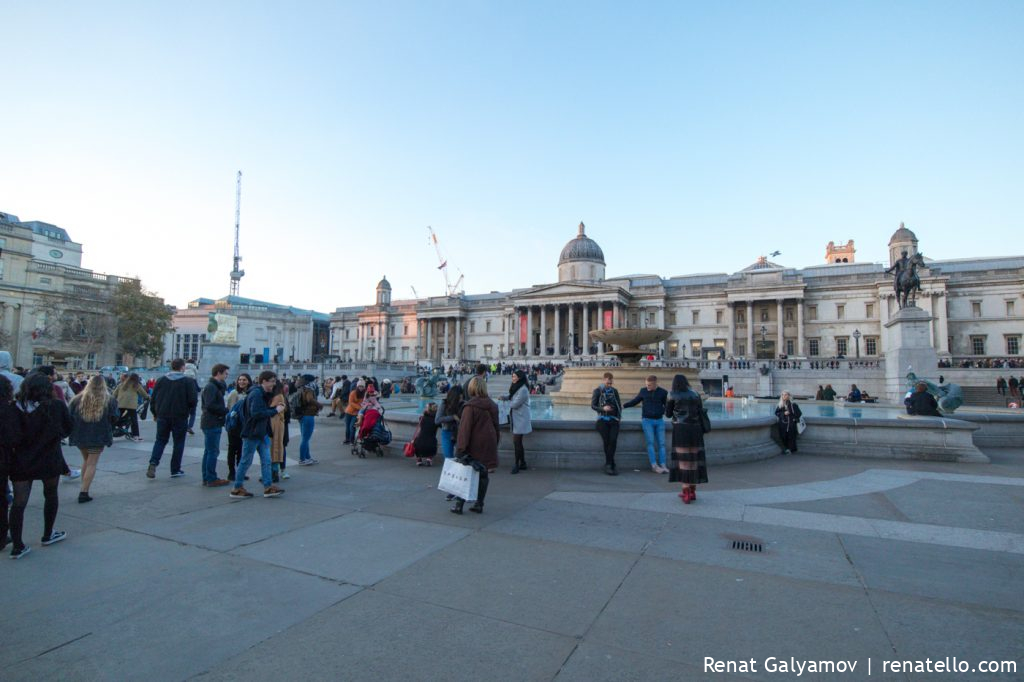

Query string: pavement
[2,413,1022,681]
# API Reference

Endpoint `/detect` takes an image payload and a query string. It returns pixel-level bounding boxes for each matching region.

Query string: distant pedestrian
[225,374,251,481]
[846,384,862,403]
[269,381,290,482]
[294,375,321,465]
[907,382,941,416]
[147,359,198,479]
[822,384,836,401]
[231,371,286,500]
[113,373,149,441]
[183,362,201,435]
[996,376,1007,396]
[68,375,119,502]
[414,403,439,466]
[437,385,465,460]
[9,373,73,559]
[344,381,366,444]
[1009,376,1020,398]
[666,374,707,504]
[775,390,802,454]
[591,372,623,476]
[814,385,824,400]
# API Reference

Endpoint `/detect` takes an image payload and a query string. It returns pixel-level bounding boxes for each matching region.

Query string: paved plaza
[2,412,1022,681]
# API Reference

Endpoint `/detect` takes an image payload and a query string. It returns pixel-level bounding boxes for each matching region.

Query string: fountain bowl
[589,328,672,365]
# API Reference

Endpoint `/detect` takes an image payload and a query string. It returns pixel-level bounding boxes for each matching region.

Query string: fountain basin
[589,328,672,365]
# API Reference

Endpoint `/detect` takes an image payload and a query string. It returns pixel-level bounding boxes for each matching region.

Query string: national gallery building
[326,223,1023,366]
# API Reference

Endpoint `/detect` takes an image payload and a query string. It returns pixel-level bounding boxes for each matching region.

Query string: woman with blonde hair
[69,375,119,503]
[450,376,499,514]
[113,373,149,441]
[774,390,802,455]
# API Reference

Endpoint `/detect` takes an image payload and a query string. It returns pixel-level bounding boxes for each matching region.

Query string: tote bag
[438,458,479,501]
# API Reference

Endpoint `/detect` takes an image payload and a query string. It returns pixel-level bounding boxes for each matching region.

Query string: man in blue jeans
[147,359,199,479]
[230,370,286,499]
[293,375,321,465]
[199,363,231,487]
[623,374,669,474]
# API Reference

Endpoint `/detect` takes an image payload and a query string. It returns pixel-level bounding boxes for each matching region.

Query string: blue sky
[2,1,1021,312]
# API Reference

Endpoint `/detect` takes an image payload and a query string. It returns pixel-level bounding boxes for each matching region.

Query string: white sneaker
[65,469,82,480]
[281,470,290,480]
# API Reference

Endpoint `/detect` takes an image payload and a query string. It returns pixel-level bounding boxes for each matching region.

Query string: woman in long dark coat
[775,390,802,454]
[665,374,707,504]
[0,375,22,554]
[9,373,73,559]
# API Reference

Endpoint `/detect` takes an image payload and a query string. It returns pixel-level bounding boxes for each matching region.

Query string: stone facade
[327,223,1023,368]
[0,211,136,369]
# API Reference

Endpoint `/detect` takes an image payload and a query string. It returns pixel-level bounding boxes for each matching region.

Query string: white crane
[229,171,245,296]
[427,226,464,296]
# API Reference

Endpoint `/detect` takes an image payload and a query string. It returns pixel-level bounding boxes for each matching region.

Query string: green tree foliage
[113,280,173,362]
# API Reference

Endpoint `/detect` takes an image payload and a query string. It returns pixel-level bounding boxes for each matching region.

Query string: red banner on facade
[520,313,527,344]
[603,310,613,330]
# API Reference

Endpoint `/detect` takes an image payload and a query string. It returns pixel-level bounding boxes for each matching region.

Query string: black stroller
[112,400,148,441]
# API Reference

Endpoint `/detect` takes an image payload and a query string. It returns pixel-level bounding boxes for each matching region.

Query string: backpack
[226,395,248,431]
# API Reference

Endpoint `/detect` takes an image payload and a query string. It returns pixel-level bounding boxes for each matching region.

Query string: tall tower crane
[229,170,245,296]
[427,226,464,296]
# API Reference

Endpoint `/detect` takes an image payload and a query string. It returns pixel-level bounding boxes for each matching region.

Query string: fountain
[553,328,700,405]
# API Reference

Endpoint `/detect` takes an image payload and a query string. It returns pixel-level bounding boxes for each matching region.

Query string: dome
[888,222,918,245]
[558,222,605,265]
[376,276,391,290]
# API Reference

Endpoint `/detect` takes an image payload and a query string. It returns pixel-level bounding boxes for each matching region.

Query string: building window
[667,310,677,326]
[972,301,982,318]
[807,305,817,321]
[467,345,477,360]
[714,339,726,348]
[808,339,820,356]
[370,326,375,337]
[1006,336,1020,355]
[760,308,769,322]
[483,344,492,357]
[668,341,679,358]
[865,337,878,355]
[389,325,395,336]
[485,320,491,332]
[736,309,745,324]
[971,336,986,355]
[469,321,476,333]
[737,342,746,356]
[865,303,874,318]
[715,310,723,324]
[785,339,794,355]
[785,307,794,322]
[344,329,350,340]
[1007,301,1016,317]
[690,340,702,358]
[836,304,845,320]
[692,310,700,325]
[836,337,848,356]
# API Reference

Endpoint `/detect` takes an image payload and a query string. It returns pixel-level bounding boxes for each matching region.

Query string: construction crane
[410,285,419,299]
[229,170,245,296]
[427,226,464,296]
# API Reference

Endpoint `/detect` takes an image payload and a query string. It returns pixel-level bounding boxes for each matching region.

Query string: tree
[113,280,173,362]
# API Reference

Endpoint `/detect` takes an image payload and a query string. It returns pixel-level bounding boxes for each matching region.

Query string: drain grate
[731,540,764,553]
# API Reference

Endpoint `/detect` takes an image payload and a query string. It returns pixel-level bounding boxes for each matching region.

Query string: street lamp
[853,329,861,358]
[759,325,767,359]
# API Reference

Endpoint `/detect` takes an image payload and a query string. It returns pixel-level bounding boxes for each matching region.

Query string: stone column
[416,320,422,360]
[727,302,736,356]
[539,304,547,355]
[526,307,533,357]
[455,318,462,360]
[585,303,593,356]
[597,302,605,354]
[796,300,805,357]
[443,318,450,359]
[935,293,949,353]
[612,302,619,328]
[777,299,785,357]
[504,312,510,357]
[746,301,754,358]
[656,306,665,356]
[554,305,561,356]
[567,304,575,354]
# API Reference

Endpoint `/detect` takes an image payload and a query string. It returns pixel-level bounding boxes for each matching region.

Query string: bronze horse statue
[889,251,926,309]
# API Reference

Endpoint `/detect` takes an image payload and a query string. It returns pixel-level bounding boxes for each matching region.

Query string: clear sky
[3,1,1021,313]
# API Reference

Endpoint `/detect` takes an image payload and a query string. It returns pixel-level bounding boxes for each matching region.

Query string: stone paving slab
[375,532,637,637]
[555,640,759,681]
[198,588,578,681]
[230,512,470,585]
[884,479,1024,533]
[585,555,905,681]
[5,552,359,682]
[837,533,1024,612]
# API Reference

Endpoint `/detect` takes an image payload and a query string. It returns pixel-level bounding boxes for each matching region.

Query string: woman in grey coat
[504,370,532,474]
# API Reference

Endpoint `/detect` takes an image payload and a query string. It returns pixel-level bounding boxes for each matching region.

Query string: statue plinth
[883,307,937,403]
[200,342,242,377]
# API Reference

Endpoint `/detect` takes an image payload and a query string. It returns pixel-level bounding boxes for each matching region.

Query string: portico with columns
[509,283,631,358]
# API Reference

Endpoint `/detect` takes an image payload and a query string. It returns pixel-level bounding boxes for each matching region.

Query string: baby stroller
[352,406,393,458]
[112,400,148,441]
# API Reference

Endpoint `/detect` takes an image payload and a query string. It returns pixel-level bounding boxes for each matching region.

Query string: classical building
[0,211,137,369]
[167,296,330,364]
[328,222,1023,366]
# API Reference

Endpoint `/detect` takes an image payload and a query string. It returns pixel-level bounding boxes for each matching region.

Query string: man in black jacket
[199,364,231,487]
[147,359,199,479]
[591,372,623,476]
[623,375,669,473]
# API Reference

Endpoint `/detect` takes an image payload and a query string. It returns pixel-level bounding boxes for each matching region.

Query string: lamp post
[853,329,861,359]
[759,325,767,359]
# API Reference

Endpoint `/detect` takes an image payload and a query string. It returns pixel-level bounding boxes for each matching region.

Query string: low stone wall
[945,412,1024,449]
[384,409,779,470]
[798,416,988,463]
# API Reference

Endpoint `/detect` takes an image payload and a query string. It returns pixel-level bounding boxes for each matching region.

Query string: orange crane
[427,226,464,296]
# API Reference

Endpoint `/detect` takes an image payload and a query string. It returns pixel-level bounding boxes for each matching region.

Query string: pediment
[516,282,618,299]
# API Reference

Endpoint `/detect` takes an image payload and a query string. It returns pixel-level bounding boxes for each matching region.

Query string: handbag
[699,408,711,434]
[403,441,415,457]
[796,416,807,435]
[438,457,479,501]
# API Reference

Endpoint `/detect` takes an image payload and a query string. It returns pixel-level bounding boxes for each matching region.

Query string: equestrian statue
[885,250,927,309]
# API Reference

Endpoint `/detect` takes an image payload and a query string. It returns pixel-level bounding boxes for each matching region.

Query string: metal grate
[731,540,763,553]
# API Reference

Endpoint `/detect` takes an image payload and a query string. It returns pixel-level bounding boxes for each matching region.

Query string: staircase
[960,386,1016,408]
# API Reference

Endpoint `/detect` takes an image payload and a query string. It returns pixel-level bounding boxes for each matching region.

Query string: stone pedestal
[200,342,242,377]
[883,306,938,402]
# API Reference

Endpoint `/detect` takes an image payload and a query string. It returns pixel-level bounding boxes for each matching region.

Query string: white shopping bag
[796,416,807,435]
[438,458,479,501]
